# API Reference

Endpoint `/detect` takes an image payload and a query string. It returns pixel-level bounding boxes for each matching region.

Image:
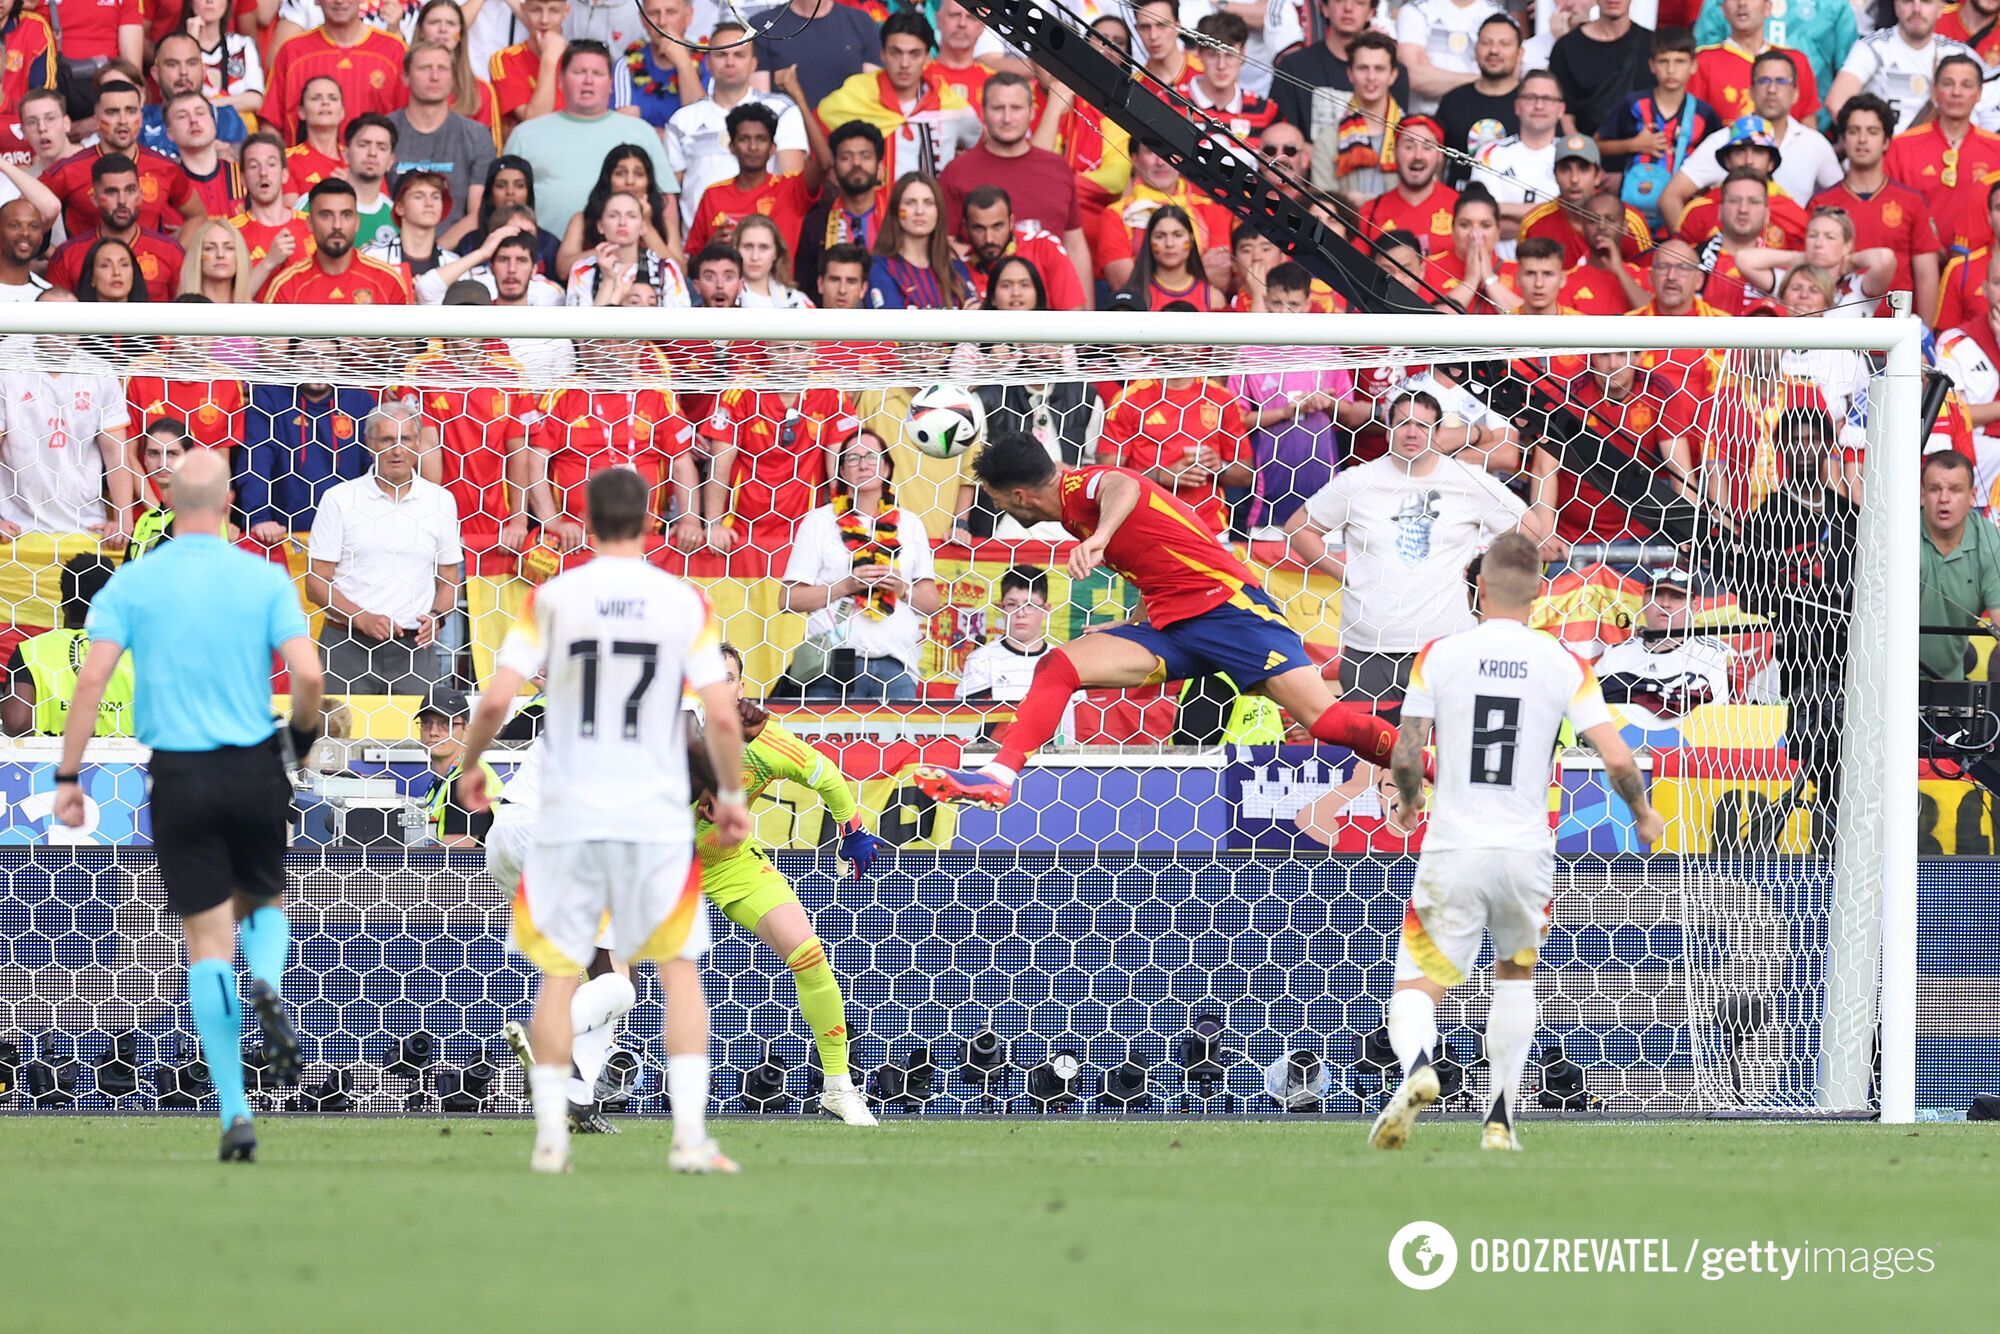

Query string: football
[906,384,986,459]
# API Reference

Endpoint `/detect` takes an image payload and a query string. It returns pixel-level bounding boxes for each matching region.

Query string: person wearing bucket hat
[1666,50,1842,224]
[1672,115,1811,248]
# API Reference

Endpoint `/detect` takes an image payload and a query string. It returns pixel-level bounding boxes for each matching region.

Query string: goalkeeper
[698,643,885,1127]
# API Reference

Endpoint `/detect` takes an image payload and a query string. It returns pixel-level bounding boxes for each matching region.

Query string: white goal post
[0,301,1921,1123]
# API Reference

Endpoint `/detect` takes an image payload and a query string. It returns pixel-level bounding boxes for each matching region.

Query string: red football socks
[1310,702,1398,764]
[993,652,1083,774]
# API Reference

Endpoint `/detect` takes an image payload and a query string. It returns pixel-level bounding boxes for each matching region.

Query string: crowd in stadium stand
[0,0,1994,718]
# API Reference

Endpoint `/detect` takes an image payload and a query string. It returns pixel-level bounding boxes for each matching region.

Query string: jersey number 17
[568,639,660,739]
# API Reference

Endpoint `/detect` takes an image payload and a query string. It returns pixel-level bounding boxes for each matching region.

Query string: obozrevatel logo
[1388,1221,1459,1290]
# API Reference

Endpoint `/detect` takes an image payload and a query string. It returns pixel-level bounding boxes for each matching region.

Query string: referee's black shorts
[147,736,291,917]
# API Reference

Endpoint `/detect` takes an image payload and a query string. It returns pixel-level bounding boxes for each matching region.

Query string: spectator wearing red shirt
[231,131,312,295]
[489,0,569,131]
[1509,237,1581,317]
[1425,189,1519,314]
[1098,140,1234,290]
[0,0,56,166]
[683,101,820,255]
[284,77,348,198]
[1674,126,1808,249]
[1519,134,1651,265]
[1947,267,2000,436]
[1628,239,1729,400]
[1938,179,2000,326]
[940,72,1092,298]
[1939,0,2000,61]
[45,155,185,300]
[1662,337,1829,519]
[1528,349,1684,543]
[1097,370,1251,536]
[389,342,536,575]
[1689,0,1821,124]
[1561,192,1654,312]
[1692,168,1777,313]
[53,0,140,67]
[128,341,247,455]
[162,93,242,221]
[961,185,1085,312]
[1118,204,1225,311]
[526,355,698,546]
[700,386,859,563]
[263,178,412,304]
[1180,13,1279,142]
[795,121,888,307]
[1359,117,1458,255]
[1882,54,2000,254]
[1813,93,1940,319]
[262,0,408,142]
[42,81,201,239]
[927,0,992,106]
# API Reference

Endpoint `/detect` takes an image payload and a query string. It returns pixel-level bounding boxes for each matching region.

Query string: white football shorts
[1395,845,1557,987]
[511,839,711,973]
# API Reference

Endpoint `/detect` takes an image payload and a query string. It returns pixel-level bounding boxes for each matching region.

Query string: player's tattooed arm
[1390,717,1430,813]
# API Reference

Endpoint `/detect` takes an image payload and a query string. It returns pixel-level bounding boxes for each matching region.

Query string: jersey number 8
[1469,694,1521,787]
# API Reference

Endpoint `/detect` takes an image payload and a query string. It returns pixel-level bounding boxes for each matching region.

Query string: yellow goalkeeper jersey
[695,721,857,868]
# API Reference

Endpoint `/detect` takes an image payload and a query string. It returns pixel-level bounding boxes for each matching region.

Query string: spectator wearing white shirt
[563,192,693,305]
[1473,70,1565,256]
[1663,51,1843,220]
[306,402,465,695]
[1593,568,1735,730]
[664,20,808,228]
[1283,390,1528,714]
[956,565,1076,742]
[418,225,577,380]
[1397,0,1506,115]
[780,431,943,701]
[1828,0,1993,132]
[0,320,136,542]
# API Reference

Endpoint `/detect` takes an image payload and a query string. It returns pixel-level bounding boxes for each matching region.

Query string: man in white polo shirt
[306,401,464,694]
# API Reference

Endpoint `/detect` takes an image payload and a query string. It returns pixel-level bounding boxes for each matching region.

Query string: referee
[54,452,325,1163]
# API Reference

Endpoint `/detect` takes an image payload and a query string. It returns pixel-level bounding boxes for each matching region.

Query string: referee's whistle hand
[53,784,86,828]
[458,769,493,814]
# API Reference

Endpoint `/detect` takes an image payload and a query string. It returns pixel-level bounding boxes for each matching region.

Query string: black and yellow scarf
[834,489,902,620]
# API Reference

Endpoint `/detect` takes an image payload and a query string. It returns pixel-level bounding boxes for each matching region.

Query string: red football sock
[992,652,1083,774]
[1310,702,1398,764]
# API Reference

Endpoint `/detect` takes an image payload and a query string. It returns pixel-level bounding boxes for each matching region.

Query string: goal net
[0,304,1918,1122]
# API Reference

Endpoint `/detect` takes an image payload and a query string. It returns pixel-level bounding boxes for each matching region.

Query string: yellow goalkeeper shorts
[702,848,801,933]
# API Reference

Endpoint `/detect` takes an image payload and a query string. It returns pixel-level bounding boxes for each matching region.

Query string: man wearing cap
[419,687,501,848]
[1664,50,1842,222]
[1520,135,1653,265]
[1360,116,1460,255]
[363,172,461,280]
[390,41,498,249]
[1668,117,1810,247]
[1594,568,1736,733]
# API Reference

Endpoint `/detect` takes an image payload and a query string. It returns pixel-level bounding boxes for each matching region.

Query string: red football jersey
[127,372,247,454]
[1675,183,1808,248]
[1519,199,1651,265]
[1688,41,1820,124]
[1097,378,1248,535]
[1663,371,1827,515]
[1422,251,1520,313]
[1562,260,1648,313]
[684,172,819,255]
[490,42,563,127]
[927,58,989,107]
[1056,464,1265,628]
[700,387,857,546]
[1361,181,1459,255]
[1883,123,2000,253]
[964,222,1087,312]
[230,211,312,294]
[0,12,56,166]
[43,144,195,238]
[1810,179,1937,299]
[532,388,692,522]
[181,157,244,221]
[1552,370,1676,543]
[392,353,536,571]
[1939,245,1993,328]
[261,252,411,304]
[263,29,408,141]
[284,143,343,197]
[52,0,140,60]
[45,228,185,301]
[1940,4,2000,61]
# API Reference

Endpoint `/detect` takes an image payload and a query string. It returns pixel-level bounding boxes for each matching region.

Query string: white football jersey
[1838,31,1993,132]
[499,742,542,813]
[494,556,726,845]
[1395,0,1503,114]
[1404,618,1612,852]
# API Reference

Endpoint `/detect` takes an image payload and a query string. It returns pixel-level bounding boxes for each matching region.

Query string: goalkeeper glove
[837,818,886,879]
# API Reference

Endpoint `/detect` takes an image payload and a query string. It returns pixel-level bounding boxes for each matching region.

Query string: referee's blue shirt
[84,535,311,752]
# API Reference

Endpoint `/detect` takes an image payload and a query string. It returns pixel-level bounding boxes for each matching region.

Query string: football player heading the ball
[914,430,1411,810]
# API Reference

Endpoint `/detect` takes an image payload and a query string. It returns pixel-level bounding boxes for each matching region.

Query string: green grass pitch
[2,1116,1992,1331]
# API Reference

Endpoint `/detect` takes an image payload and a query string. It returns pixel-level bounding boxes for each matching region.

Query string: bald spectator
[0,200,52,302]
[307,403,464,696]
